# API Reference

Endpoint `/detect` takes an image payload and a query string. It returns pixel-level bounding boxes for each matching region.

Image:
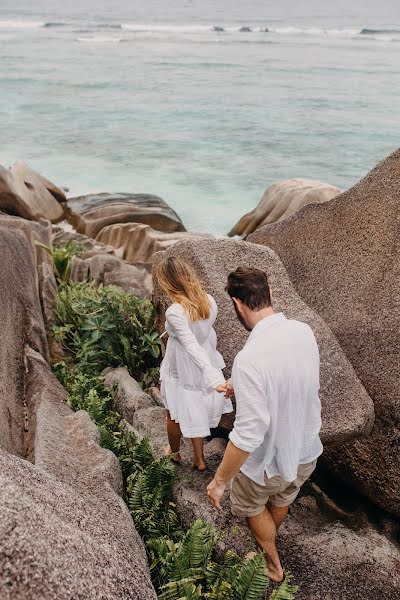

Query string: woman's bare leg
[165,411,182,461]
[191,437,207,471]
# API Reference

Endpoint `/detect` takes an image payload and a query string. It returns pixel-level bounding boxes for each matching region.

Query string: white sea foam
[121,23,211,33]
[76,36,123,43]
[0,20,45,29]
[271,26,359,37]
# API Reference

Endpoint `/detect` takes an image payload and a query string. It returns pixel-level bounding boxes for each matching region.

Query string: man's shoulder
[284,317,316,338]
[233,344,259,371]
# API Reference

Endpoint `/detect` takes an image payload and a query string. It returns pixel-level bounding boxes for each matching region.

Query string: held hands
[207,478,226,511]
[215,379,234,397]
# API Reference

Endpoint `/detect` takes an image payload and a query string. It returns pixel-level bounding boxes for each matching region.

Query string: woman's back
[166,294,217,345]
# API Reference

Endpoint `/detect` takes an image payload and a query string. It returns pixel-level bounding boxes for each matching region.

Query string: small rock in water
[239,26,252,32]
[212,26,224,32]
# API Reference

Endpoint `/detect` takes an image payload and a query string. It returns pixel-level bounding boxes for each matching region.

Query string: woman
[155,256,233,471]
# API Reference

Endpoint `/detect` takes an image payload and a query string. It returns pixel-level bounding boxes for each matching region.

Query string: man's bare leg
[268,504,289,531]
[165,411,182,462]
[247,508,284,582]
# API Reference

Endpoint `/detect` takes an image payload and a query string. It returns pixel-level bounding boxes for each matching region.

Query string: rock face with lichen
[248,148,400,516]
[228,178,341,237]
[152,237,374,445]
[0,225,156,600]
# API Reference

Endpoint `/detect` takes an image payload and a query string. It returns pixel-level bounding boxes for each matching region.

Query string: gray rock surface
[96,221,207,263]
[52,226,117,257]
[0,447,156,600]
[52,226,153,297]
[0,225,48,457]
[229,178,341,237]
[248,148,400,516]
[0,212,53,270]
[0,222,156,599]
[71,254,153,298]
[66,192,185,238]
[0,213,57,331]
[152,238,374,445]
[103,367,155,423]
[0,162,65,222]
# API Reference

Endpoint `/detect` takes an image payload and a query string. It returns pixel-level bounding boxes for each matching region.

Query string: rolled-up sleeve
[229,360,270,453]
[166,305,225,391]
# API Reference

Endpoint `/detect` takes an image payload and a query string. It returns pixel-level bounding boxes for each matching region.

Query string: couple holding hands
[155,256,322,582]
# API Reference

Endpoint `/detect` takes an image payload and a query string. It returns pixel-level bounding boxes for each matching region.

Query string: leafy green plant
[52,282,160,384]
[35,239,83,283]
[127,440,181,540]
[268,573,298,600]
[150,519,297,600]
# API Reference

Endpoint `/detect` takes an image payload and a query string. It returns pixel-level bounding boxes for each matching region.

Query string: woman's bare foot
[164,445,182,463]
[192,459,207,472]
[245,552,284,583]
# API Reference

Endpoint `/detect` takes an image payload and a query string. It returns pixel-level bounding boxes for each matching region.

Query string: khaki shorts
[230,460,317,517]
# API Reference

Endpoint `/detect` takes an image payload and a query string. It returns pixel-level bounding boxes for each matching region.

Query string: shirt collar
[246,312,286,344]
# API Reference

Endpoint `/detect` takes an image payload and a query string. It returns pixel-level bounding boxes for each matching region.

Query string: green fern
[180,520,216,572]
[159,577,203,600]
[268,573,298,600]
[230,552,268,600]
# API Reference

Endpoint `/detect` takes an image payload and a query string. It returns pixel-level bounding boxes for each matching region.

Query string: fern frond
[159,577,203,600]
[268,572,298,600]
[180,519,216,572]
[232,552,268,600]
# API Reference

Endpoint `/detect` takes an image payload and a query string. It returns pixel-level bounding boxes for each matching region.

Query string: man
[207,267,322,582]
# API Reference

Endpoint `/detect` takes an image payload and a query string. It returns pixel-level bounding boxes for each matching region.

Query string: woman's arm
[166,305,225,391]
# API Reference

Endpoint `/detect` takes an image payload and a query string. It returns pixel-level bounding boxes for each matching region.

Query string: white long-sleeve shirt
[161,296,226,392]
[229,312,323,485]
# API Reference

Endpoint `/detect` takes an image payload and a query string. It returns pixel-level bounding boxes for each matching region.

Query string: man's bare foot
[164,445,181,463]
[264,554,284,583]
[245,552,284,583]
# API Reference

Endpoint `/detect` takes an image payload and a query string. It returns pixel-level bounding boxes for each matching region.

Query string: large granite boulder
[0,223,156,599]
[0,446,156,600]
[152,238,374,445]
[71,254,153,298]
[65,192,185,238]
[110,370,400,600]
[96,221,207,264]
[248,148,400,516]
[0,226,48,457]
[229,178,341,237]
[0,213,57,331]
[0,162,65,223]
[52,226,153,297]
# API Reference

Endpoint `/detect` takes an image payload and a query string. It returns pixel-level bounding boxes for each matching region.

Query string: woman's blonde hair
[154,256,210,321]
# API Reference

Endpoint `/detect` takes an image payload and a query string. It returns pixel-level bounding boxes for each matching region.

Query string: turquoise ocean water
[0,0,399,233]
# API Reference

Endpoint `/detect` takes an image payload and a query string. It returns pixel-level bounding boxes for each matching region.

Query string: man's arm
[207,441,249,509]
[207,362,270,510]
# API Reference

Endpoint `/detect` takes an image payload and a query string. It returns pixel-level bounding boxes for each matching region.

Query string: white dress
[160,294,233,438]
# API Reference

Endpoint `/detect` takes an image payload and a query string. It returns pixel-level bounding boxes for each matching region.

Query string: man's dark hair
[226,267,272,310]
